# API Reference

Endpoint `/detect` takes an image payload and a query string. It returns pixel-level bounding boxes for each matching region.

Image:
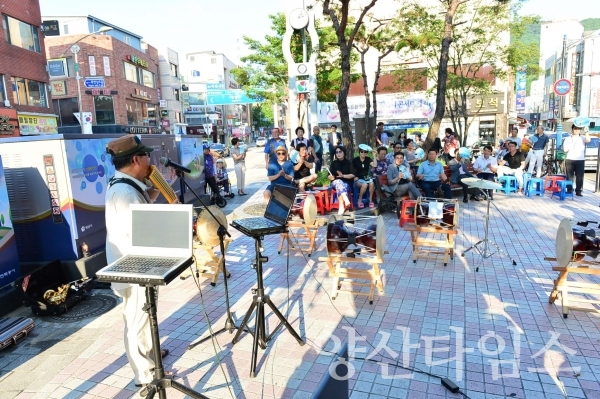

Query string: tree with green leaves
[252,104,274,131]
[322,0,378,155]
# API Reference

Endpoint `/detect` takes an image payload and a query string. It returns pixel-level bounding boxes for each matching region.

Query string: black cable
[283,215,472,399]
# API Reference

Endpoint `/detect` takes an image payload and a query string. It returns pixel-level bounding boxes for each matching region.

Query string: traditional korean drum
[326,215,386,259]
[195,206,228,247]
[415,197,459,229]
[556,218,600,267]
[290,193,317,226]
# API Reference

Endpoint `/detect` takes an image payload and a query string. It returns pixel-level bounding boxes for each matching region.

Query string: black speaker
[314,343,349,399]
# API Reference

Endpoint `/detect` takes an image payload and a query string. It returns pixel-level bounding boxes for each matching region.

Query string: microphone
[159,157,191,174]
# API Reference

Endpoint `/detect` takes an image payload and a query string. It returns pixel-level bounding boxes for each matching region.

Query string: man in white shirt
[473,145,498,200]
[105,135,168,395]
[563,117,591,196]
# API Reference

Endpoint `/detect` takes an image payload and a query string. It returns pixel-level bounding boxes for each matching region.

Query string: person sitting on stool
[473,145,498,200]
[448,147,481,203]
[416,148,452,199]
[497,141,525,193]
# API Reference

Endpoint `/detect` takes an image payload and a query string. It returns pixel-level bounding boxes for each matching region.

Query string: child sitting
[215,158,233,198]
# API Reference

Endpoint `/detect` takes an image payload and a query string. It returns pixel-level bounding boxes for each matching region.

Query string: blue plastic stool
[526,178,545,197]
[497,176,518,194]
[352,183,370,207]
[522,173,532,191]
[552,180,574,201]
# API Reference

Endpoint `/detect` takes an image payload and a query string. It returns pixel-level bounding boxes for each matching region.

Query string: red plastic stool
[311,189,329,215]
[329,189,353,212]
[399,200,417,227]
[544,175,565,193]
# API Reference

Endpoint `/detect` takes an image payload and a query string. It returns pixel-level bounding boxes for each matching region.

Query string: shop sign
[90,88,113,96]
[126,55,148,68]
[465,93,505,115]
[0,109,19,136]
[18,114,58,134]
[128,126,160,134]
[50,80,67,96]
[132,88,152,101]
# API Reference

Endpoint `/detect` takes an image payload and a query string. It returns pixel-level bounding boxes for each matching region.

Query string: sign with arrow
[206,89,259,105]
[553,79,572,96]
[83,77,105,88]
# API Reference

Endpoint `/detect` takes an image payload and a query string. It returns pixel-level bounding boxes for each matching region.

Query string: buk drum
[415,197,459,229]
[290,193,317,225]
[195,206,228,247]
[556,218,600,267]
[326,215,386,259]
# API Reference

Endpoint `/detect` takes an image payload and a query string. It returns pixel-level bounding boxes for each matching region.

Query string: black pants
[477,172,495,198]
[205,176,219,196]
[458,174,476,199]
[565,159,585,194]
[315,153,323,173]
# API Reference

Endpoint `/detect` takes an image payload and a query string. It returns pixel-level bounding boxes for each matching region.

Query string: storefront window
[142,70,154,88]
[94,96,115,125]
[11,77,47,107]
[123,62,137,83]
[126,99,148,125]
[52,98,79,126]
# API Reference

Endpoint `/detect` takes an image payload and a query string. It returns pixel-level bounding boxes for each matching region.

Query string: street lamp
[59,26,113,134]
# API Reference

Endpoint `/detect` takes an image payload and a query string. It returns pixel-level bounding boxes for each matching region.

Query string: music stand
[231,234,305,377]
[461,178,518,271]
[174,170,238,350]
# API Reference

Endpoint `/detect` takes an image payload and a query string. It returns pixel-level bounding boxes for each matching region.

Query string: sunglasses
[276,151,286,155]
[335,150,344,154]
[359,150,367,153]
[136,152,150,157]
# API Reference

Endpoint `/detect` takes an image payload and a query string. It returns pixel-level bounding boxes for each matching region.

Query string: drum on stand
[326,215,386,259]
[195,206,228,247]
[415,197,459,229]
[290,193,317,226]
[556,218,600,267]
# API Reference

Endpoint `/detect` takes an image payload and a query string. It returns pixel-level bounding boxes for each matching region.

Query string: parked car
[210,143,229,157]
[585,137,599,171]
[256,137,267,147]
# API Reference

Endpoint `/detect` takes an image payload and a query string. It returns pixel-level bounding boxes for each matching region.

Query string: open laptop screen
[131,208,190,249]
[265,184,297,224]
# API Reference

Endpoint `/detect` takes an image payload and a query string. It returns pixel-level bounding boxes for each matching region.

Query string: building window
[3,15,41,52]
[124,62,137,83]
[52,98,79,127]
[63,24,69,34]
[175,112,182,123]
[174,88,180,102]
[141,69,155,88]
[94,96,115,125]
[11,77,47,107]
[126,99,148,125]
[0,75,6,104]
[125,36,131,45]
[211,58,217,64]
[170,63,178,77]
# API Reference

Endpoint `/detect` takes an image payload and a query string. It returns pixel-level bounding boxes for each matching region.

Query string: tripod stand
[461,188,518,271]
[173,170,237,350]
[231,235,305,377]
[142,285,208,399]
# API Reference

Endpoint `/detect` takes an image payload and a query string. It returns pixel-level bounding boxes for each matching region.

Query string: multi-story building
[43,15,161,134]
[0,0,55,137]
[157,47,183,132]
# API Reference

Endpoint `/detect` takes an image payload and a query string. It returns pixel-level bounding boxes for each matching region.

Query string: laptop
[231,184,298,237]
[96,204,194,286]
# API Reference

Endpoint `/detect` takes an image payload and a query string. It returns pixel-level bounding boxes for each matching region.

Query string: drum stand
[231,235,305,377]
[462,189,518,271]
[175,170,237,351]
[142,285,208,399]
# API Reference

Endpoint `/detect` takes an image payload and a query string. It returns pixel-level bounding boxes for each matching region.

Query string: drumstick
[323,166,333,176]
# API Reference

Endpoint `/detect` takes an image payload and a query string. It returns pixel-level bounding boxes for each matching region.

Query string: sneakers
[463,197,468,203]
[576,192,583,197]
[470,195,482,201]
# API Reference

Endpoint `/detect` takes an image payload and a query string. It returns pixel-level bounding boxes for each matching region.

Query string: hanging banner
[515,66,526,112]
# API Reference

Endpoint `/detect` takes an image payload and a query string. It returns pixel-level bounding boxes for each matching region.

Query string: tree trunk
[370,56,384,149]
[358,49,372,149]
[337,42,354,155]
[425,0,462,151]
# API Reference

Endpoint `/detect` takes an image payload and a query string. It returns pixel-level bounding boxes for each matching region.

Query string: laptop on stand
[96,204,194,286]
[231,184,298,237]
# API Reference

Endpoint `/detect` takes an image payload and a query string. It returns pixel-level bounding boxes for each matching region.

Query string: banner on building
[515,66,526,112]
[18,114,58,134]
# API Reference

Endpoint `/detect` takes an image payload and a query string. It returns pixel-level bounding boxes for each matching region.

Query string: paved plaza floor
[1,180,600,399]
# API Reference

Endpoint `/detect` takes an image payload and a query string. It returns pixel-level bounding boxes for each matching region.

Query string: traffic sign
[74,63,79,72]
[206,89,260,105]
[553,79,572,96]
[83,78,105,88]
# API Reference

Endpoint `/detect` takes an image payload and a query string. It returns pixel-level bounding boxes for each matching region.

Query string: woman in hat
[329,145,355,214]
[563,116,591,196]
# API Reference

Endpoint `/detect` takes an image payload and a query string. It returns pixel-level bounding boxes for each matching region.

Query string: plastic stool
[522,173,532,191]
[312,189,329,215]
[544,175,565,193]
[399,200,417,228]
[352,183,371,207]
[552,180,574,201]
[497,176,518,194]
[329,189,353,212]
[526,178,545,197]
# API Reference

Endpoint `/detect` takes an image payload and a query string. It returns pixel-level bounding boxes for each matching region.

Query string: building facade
[1,0,55,137]
[43,15,161,134]
[157,47,183,132]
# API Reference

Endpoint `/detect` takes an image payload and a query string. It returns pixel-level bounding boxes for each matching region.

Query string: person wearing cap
[448,147,481,203]
[215,158,232,197]
[292,143,317,192]
[264,145,295,202]
[203,143,220,201]
[264,127,287,168]
[563,117,591,196]
[353,144,375,208]
[104,134,169,394]
[329,145,355,215]
[526,126,549,178]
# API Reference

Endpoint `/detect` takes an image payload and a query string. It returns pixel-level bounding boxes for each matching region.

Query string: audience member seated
[371,146,389,178]
[215,158,232,197]
[416,149,452,199]
[497,141,525,193]
[448,147,481,203]
[329,145,355,215]
[353,144,375,208]
[264,145,295,202]
[291,143,317,192]
[385,152,422,207]
[472,145,498,200]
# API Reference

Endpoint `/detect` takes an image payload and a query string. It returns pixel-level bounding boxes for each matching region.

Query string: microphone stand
[173,169,237,350]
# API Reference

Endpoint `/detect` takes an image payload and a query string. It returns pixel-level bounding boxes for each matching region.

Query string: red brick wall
[46,35,159,127]
[0,0,52,114]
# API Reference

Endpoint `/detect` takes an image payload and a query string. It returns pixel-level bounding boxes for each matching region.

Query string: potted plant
[314,170,330,187]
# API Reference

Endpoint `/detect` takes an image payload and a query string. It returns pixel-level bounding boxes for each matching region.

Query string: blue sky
[39,0,283,61]
[518,0,599,21]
